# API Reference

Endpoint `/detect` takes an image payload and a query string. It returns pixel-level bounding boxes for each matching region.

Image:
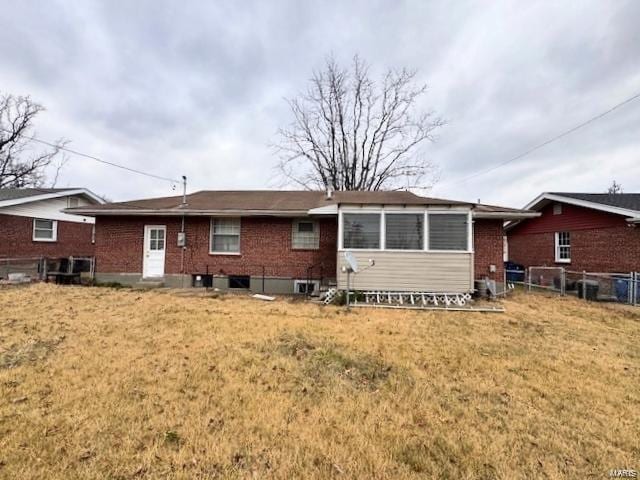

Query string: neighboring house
[507,192,640,272]
[0,188,105,259]
[67,190,536,293]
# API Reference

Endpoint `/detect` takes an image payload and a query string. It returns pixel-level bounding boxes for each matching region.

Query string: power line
[443,90,640,187]
[0,127,181,184]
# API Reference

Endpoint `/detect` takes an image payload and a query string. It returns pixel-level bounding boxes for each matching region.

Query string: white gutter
[473,211,540,220]
[626,217,640,224]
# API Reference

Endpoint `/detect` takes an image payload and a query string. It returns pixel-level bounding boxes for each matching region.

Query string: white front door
[143,225,166,278]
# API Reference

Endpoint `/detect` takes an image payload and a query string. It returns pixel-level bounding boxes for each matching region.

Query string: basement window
[555,232,571,263]
[292,219,319,249]
[33,219,58,242]
[228,275,250,289]
[294,279,319,295]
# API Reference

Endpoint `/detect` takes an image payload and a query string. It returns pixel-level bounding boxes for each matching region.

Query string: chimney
[326,187,333,200]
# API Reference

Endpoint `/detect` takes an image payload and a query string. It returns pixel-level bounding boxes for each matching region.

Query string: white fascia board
[525,192,640,218]
[626,217,640,224]
[0,188,105,208]
[308,204,338,215]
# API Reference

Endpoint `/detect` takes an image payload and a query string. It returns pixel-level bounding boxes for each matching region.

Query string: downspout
[180,175,187,288]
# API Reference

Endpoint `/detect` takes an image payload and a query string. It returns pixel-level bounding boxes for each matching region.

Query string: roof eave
[0,188,105,209]
[525,192,640,218]
[64,208,314,217]
[473,212,541,220]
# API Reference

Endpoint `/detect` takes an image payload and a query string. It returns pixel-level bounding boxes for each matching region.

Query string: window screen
[292,220,319,249]
[343,214,380,249]
[385,214,424,250]
[428,214,468,251]
[211,218,241,253]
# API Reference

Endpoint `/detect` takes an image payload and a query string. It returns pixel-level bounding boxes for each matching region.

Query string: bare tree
[276,56,445,191]
[0,93,67,189]
[607,180,623,195]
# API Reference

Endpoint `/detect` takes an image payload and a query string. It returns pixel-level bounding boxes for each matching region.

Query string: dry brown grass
[0,284,638,479]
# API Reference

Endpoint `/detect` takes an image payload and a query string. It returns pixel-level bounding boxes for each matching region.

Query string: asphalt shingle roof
[551,192,640,212]
[0,187,77,202]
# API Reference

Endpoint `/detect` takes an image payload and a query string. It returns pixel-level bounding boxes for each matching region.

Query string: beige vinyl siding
[337,250,473,293]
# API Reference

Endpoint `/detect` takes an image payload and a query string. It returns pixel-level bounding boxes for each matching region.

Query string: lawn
[0,284,638,479]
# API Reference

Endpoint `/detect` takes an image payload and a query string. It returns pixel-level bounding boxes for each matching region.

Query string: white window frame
[292,219,320,250]
[294,279,320,295]
[338,207,472,253]
[210,217,241,255]
[33,218,58,242]
[554,231,571,263]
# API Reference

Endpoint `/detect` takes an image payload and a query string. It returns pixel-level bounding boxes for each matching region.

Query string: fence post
[527,268,531,292]
[634,272,638,307]
[561,267,566,296]
[582,270,586,300]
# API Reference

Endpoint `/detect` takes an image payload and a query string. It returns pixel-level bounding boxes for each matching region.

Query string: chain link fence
[506,266,639,306]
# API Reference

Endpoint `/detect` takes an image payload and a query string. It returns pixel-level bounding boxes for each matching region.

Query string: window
[210,218,241,254]
[385,213,424,250]
[428,213,468,251]
[553,204,562,215]
[33,219,57,242]
[294,280,320,295]
[343,213,380,249]
[292,219,319,249]
[149,227,165,250]
[228,275,250,289]
[555,232,571,263]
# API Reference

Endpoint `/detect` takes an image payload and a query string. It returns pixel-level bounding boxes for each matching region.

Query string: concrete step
[134,280,165,289]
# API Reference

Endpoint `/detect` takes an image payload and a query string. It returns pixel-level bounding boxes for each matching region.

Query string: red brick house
[68,190,536,293]
[507,192,640,272]
[0,188,105,260]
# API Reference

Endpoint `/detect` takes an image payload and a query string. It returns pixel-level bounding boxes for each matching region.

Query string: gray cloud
[1,0,638,206]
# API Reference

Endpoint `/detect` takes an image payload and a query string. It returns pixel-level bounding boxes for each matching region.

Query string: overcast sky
[2,1,639,207]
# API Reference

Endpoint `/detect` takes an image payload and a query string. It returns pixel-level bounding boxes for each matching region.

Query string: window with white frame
[342,213,380,249]
[210,218,241,253]
[294,279,320,295]
[428,213,468,251]
[33,219,57,242]
[385,213,424,250]
[292,219,319,249]
[555,231,571,262]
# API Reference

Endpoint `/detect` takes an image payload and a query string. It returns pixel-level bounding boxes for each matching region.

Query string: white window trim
[209,217,241,255]
[294,279,320,294]
[292,219,320,250]
[338,208,473,254]
[554,231,571,263]
[33,218,58,242]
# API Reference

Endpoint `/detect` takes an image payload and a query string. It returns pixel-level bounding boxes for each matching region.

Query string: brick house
[0,188,105,260]
[68,190,536,293]
[507,192,640,272]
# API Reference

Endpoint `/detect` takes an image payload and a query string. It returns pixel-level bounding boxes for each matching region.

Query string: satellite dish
[344,251,359,273]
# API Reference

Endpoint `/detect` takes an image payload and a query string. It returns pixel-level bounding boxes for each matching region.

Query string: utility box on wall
[177,232,186,247]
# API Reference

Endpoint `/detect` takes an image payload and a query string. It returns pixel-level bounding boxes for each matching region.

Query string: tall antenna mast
[182,175,187,205]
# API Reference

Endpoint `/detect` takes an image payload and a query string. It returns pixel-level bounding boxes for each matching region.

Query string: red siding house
[507,192,640,272]
[0,188,105,260]
[68,190,536,294]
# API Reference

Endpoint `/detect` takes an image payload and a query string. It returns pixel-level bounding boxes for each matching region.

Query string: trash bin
[614,278,629,302]
[576,279,599,301]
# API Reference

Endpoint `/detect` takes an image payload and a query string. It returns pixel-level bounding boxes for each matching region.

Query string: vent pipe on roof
[326,187,333,200]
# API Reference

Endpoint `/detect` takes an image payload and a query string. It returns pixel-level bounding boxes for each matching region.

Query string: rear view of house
[507,192,640,272]
[0,188,104,261]
[68,190,535,295]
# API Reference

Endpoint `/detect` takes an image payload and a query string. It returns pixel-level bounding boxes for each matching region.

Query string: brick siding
[95,216,338,279]
[473,219,505,281]
[0,213,94,258]
[508,202,640,272]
